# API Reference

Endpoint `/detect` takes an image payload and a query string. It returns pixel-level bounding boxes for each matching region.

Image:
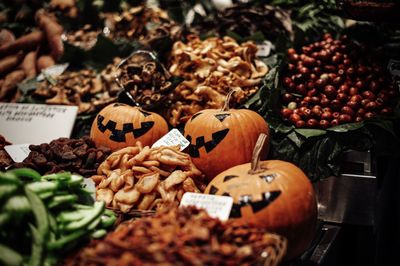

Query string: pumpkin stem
[249,133,269,174]
[221,88,238,111]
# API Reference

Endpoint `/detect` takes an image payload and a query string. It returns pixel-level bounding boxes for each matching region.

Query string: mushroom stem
[220,88,238,112]
[248,133,269,174]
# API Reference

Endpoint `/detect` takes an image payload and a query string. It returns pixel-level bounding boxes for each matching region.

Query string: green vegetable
[25,187,49,266]
[26,181,58,194]
[62,201,105,232]
[2,195,30,214]
[9,168,41,181]
[0,184,18,201]
[47,230,86,251]
[91,229,107,239]
[101,214,116,228]
[48,195,78,209]
[0,172,21,185]
[0,243,23,266]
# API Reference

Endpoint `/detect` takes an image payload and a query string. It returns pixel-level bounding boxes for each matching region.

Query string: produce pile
[66,206,287,266]
[0,134,12,171]
[167,35,268,126]
[0,9,63,102]
[12,137,111,177]
[0,168,116,266]
[280,33,398,128]
[92,142,206,213]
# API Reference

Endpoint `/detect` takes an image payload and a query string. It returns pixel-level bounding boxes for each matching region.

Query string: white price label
[151,129,190,151]
[180,192,233,221]
[4,144,30,163]
[256,40,273,58]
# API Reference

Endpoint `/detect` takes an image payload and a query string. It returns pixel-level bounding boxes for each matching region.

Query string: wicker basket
[337,1,400,22]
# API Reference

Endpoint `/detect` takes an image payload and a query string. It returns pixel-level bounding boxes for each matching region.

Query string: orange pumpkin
[183,91,269,182]
[90,103,168,151]
[205,134,317,259]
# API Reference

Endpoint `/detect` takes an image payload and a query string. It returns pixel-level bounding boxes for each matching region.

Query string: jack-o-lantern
[183,91,269,182]
[90,103,168,151]
[205,133,317,259]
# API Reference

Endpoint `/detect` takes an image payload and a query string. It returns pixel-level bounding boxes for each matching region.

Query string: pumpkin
[205,133,317,259]
[90,103,168,151]
[183,90,269,181]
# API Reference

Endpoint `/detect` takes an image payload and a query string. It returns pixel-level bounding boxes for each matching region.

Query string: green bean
[62,201,104,232]
[0,171,21,185]
[26,181,58,194]
[0,212,10,227]
[47,230,86,251]
[41,172,72,181]
[57,210,87,223]
[0,243,23,266]
[25,188,49,266]
[68,174,84,186]
[48,194,78,209]
[0,184,18,201]
[87,216,101,231]
[2,195,31,214]
[91,229,107,239]
[9,168,41,181]
[101,214,116,228]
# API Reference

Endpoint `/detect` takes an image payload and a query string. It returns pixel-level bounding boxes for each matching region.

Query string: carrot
[0,31,44,57]
[36,9,64,60]
[0,52,24,77]
[21,51,38,79]
[0,70,25,100]
[0,29,15,47]
[37,55,55,71]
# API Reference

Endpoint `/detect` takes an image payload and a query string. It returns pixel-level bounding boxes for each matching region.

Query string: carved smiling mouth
[185,128,230,158]
[96,113,154,142]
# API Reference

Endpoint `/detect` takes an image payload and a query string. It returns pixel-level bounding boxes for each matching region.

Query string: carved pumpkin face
[205,160,317,259]
[184,108,269,182]
[90,103,168,151]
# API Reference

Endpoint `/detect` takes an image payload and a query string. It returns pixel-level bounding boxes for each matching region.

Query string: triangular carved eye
[223,175,239,182]
[209,185,219,195]
[191,112,202,121]
[215,113,230,122]
[139,110,151,117]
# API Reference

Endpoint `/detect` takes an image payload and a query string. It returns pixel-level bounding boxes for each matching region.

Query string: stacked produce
[114,51,173,108]
[92,142,206,213]
[0,135,12,171]
[167,35,268,126]
[66,206,287,266]
[0,9,64,102]
[64,24,101,51]
[33,68,119,114]
[12,136,111,177]
[0,168,116,266]
[191,2,292,42]
[280,33,398,128]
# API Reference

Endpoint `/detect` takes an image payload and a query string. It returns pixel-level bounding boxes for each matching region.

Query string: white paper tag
[256,40,273,58]
[37,63,69,81]
[179,192,233,221]
[388,59,400,78]
[4,144,31,162]
[151,128,190,151]
[0,103,78,145]
[82,178,96,200]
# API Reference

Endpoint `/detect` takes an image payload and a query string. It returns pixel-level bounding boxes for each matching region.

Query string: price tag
[0,103,78,145]
[151,128,190,151]
[256,40,273,58]
[388,59,400,78]
[4,144,30,162]
[180,192,233,221]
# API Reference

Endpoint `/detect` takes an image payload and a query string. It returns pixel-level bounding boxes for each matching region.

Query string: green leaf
[287,131,304,148]
[295,128,327,138]
[327,122,364,133]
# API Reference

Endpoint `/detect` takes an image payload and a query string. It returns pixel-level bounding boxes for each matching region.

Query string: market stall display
[11,136,111,177]
[0,168,116,266]
[205,134,317,259]
[92,142,206,213]
[0,0,400,265]
[66,206,287,266]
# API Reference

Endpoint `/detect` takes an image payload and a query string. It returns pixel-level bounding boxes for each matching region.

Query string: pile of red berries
[281,33,398,129]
